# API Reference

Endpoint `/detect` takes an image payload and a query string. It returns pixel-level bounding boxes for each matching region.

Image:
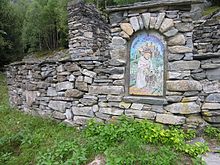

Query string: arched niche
[128,31,166,97]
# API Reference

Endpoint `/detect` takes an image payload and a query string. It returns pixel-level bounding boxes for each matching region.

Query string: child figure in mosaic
[135,45,154,89]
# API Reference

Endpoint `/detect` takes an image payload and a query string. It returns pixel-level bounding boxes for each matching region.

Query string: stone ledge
[59,56,106,62]
[193,53,220,60]
[106,0,204,12]
[7,56,106,67]
[123,96,168,105]
[8,61,38,66]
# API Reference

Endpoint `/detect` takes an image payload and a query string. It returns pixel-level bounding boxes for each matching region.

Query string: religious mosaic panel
[129,32,165,96]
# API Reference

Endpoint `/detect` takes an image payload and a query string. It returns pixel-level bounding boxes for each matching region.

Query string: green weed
[203,6,220,16]
[84,116,209,157]
[204,126,220,138]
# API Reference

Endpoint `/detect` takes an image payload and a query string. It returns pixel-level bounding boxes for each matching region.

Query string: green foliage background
[0,0,24,68]
[22,0,69,53]
[0,0,68,68]
[0,0,219,68]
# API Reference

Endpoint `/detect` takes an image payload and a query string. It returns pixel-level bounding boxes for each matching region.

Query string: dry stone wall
[193,13,220,127]
[6,0,220,128]
[68,2,110,58]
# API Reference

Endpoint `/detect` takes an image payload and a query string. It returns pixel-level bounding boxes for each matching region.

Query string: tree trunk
[39,34,42,51]
[54,21,57,49]
[44,34,50,50]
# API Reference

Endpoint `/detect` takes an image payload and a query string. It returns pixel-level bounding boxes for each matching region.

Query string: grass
[26,48,68,60]
[0,72,211,164]
[0,73,9,109]
[203,6,220,16]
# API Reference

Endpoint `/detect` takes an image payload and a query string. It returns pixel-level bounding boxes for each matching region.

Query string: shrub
[84,116,209,157]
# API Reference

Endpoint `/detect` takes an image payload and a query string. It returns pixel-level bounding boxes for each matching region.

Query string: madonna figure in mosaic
[129,33,165,96]
[136,46,153,89]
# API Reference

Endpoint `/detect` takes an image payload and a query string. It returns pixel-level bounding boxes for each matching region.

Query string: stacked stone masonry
[6,0,220,128]
[193,12,220,126]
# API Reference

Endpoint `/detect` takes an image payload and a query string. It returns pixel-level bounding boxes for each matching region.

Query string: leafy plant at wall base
[184,129,197,140]
[84,116,209,157]
[192,157,206,165]
[204,126,220,138]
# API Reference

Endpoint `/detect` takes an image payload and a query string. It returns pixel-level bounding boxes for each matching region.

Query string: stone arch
[129,31,166,97]
[119,13,175,97]
[119,13,175,39]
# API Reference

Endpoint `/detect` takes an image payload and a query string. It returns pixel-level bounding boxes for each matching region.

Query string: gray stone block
[202,80,220,94]
[95,112,110,120]
[192,72,206,80]
[202,103,220,110]
[167,80,202,91]
[130,103,144,110]
[65,109,73,120]
[82,69,97,78]
[206,68,220,80]
[202,152,220,165]
[168,33,186,46]
[64,63,80,72]
[72,107,94,117]
[149,17,157,29]
[206,94,220,103]
[56,82,73,91]
[168,60,200,71]
[138,16,144,29]
[75,81,88,92]
[175,22,193,32]
[164,27,178,37]
[156,114,186,125]
[182,96,198,102]
[109,11,124,24]
[112,36,126,45]
[168,46,193,53]
[125,110,156,120]
[164,102,201,114]
[129,16,140,31]
[159,18,174,33]
[203,116,220,124]
[89,86,124,95]
[52,111,66,120]
[119,102,131,109]
[84,76,93,84]
[141,13,150,29]
[48,101,66,112]
[99,108,124,116]
[79,98,97,106]
[56,65,65,72]
[123,96,167,105]
[107,95,122,102]
[167,54,184,61]
[168,71,190,80]
[155,13,165,30]
[47,87,57,96]
[73,116,91,125]
[166,96,183,103]
[110,45,127,63]
[25,91,40,106]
